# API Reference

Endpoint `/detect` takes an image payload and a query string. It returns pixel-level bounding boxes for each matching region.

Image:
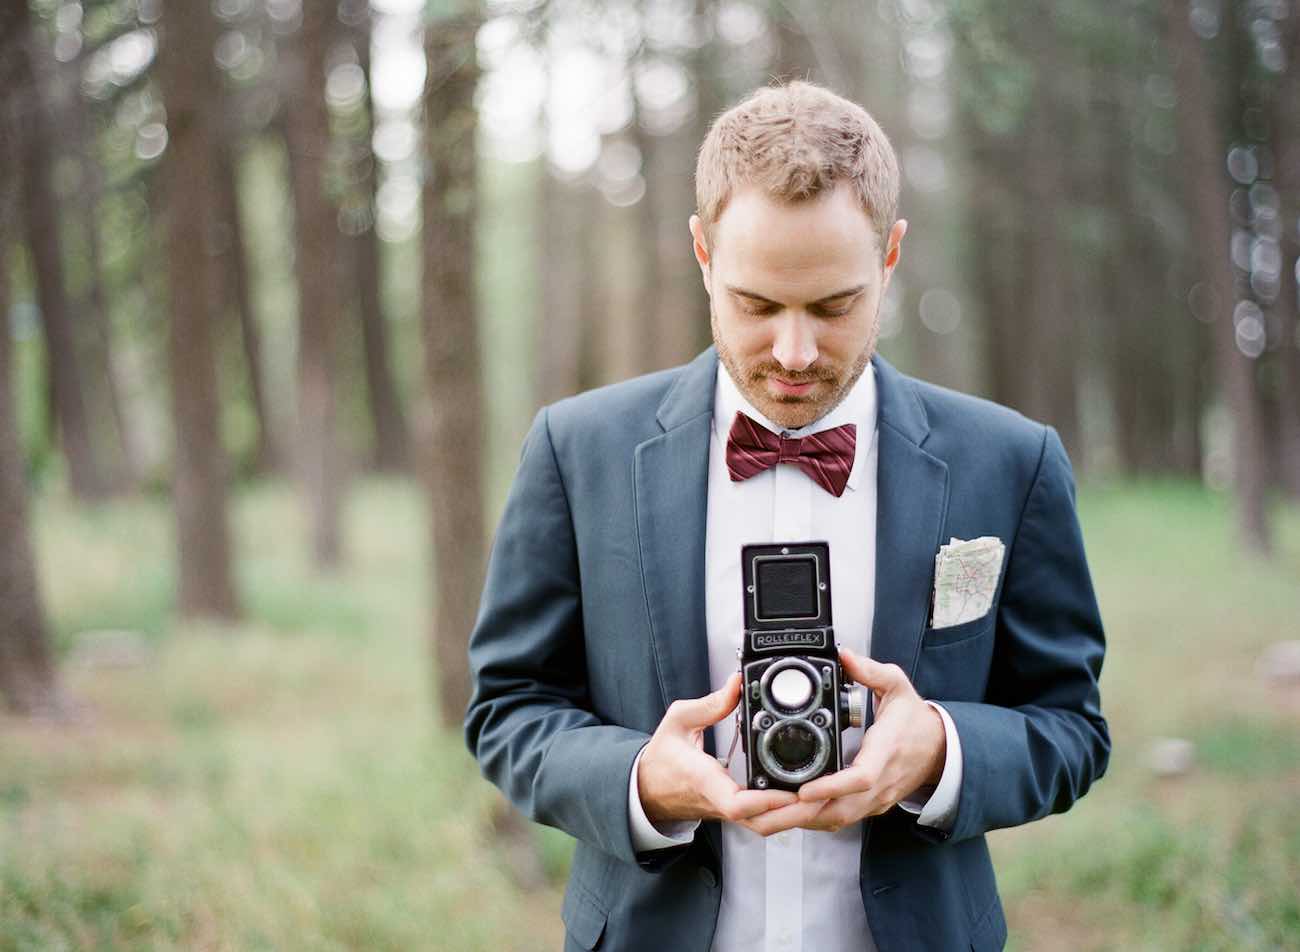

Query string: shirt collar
[712,358,878,493]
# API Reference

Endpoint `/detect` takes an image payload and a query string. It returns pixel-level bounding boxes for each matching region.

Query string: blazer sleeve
[463,407,664,868]
[907,423,1111,846]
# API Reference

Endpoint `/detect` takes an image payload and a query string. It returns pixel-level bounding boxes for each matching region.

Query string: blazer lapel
[634,347,725,865]
[634,347,719,743]
[868,353,950,683]
[860,355,950,870]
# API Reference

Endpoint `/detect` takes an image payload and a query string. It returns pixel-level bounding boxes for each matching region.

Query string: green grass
[993,478,1300,952]
[1,479,564,952]
[2,478,1298,950]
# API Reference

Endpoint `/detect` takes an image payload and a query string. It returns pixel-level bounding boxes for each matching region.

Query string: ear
[883,219,907,273]
[689,214,712,293]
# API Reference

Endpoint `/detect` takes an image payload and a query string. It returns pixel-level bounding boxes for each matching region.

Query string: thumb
[839,648,906,694]
[670,672,741,729]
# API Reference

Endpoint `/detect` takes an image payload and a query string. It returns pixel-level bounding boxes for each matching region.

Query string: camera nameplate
[752,629,828,652]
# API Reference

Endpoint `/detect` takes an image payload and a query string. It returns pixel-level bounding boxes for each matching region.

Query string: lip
[768,377,818,396]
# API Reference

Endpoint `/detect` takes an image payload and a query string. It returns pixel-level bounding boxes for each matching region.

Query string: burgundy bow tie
[725,411,857,497]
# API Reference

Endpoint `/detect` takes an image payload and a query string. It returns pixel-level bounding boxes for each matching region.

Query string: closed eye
[742,301,855,317]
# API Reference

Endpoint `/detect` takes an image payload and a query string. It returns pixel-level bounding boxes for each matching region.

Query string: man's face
[690,180,906,430]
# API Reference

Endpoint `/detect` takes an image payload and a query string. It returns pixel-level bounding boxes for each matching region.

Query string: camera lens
[769,722,818,770]
[757,715,831,784]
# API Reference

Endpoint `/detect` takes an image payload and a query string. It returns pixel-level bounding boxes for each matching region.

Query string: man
[464,80,1109,951]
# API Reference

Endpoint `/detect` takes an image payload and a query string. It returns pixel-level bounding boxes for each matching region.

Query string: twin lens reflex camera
[732,541,868,792]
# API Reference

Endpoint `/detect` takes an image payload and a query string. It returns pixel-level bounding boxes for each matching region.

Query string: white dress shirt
[626,359,964,952]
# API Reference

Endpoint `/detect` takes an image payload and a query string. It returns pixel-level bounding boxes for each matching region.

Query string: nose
[770,312,819,373]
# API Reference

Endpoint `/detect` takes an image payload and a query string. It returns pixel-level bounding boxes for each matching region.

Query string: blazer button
[698,866,718,888]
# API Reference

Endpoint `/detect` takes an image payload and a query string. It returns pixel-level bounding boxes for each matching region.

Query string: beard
[710,294,879,431]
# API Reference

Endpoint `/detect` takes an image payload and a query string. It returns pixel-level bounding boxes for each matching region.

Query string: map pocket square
[929,536,1005,629]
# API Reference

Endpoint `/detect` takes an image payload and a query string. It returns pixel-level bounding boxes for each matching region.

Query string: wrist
[925,703,946,785]
[637,743,669,823]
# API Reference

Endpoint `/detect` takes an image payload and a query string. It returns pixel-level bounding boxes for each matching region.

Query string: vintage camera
[735,541,867,791]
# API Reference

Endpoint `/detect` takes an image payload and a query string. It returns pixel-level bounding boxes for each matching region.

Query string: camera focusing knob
[845,687,866,728]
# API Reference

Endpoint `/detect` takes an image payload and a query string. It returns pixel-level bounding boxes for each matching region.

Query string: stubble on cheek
[711,309,826,423]
[709,295,879,428]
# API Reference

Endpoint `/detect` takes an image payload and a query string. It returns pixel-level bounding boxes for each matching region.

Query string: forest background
[1,0,1298,948]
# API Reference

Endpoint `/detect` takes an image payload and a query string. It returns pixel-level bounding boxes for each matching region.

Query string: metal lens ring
[757,716,831,785]
[759,658,822,718]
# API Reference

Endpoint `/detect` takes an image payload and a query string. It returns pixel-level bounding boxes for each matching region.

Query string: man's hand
[739,648,946,836]
[639,672,798,825]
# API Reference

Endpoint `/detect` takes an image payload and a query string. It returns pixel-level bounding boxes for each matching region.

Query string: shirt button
[698,866,718,888]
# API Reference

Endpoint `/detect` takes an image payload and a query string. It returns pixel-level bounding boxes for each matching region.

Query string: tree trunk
[354,216,411,472]
[637,13,709,373]
[961,115,1031,409]
[537,168,585,405]
[423,6,486,727]
[60,53,136,493]
[282,1,344,568]
[1023,2,1081,463]
[11,6,107,501]
[537,28,586,408]
[594,180,644,386]
[1164,0,1272,554]
[577,174,607,391]
[158,0,241,620]
[0,50,62,716]
[352,13,410,472]
[1095,70,1168,476]
[213,136,283,475]
[690,0,728,361]
[1269,5,1300,498]
[0,267,61,716]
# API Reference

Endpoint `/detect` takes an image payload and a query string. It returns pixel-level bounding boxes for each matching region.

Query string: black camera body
[737,541,867,792]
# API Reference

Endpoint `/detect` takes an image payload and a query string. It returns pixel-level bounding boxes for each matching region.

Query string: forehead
[712,180,881,294]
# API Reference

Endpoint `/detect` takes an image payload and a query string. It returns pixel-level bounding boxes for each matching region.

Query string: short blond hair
[694,80,900,261]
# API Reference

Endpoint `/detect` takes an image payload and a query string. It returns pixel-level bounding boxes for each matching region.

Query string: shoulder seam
[1005,422,1052,566]
[541,406,577,526]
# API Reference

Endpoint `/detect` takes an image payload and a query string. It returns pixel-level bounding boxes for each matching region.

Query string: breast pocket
[914,613,996,701]
[921,611,995,648]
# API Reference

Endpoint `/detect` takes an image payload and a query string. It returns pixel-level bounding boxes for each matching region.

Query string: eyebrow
[725,284,868,305]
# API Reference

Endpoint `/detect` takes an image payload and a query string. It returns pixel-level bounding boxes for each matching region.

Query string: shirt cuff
[628,745,700,853]
[896,701,963,831]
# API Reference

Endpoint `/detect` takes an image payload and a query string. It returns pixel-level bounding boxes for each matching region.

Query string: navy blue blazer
[465,346,1109,951]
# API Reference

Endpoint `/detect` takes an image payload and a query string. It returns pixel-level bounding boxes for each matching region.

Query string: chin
[760,400,823,429]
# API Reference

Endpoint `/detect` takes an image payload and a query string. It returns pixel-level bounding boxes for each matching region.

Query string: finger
[722,789,800,821]
[804,791,877,832]
[797,763,874,802]
[697,756,797,820]
[839,648,907,694]
[742,798,828,837]
[666,672,741,730]
[697,755,744,811]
